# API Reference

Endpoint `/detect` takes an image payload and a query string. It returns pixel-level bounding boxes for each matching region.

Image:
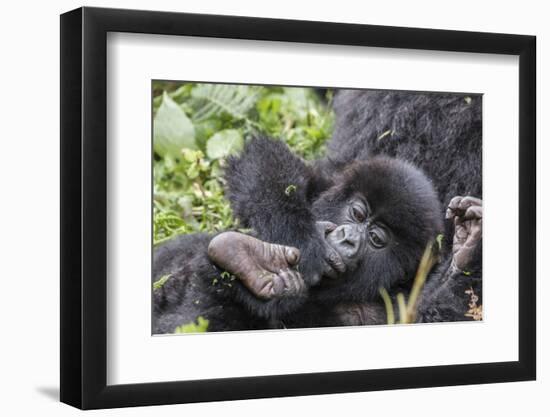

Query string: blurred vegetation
[379,238,483,323]
[174,316,210,333]
[152,82,334,246]
[379,241,438,324]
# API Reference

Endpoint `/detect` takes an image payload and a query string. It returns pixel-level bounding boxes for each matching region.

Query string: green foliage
[190,83,261,124]
[435,233,444,251]
[256,87,334,159]
[153,274,172,291]
[379,241,438,324]
[153,82,334,245]
[285,184,297,196]
[206,129,244,159]
[379,287,395,325]
[154,92,196,158]
[174,316,210,333]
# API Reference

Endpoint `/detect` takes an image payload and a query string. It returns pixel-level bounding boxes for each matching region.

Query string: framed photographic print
[60,6,536,409]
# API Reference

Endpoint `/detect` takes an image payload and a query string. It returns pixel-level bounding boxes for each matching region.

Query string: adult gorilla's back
[326,90,482,214]
[319,90,483,322]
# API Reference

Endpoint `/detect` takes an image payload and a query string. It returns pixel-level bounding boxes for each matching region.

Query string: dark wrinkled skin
[208,232,304,300]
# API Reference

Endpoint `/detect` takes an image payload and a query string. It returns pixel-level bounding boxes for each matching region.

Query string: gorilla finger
[446,196,464,219]
[458,196,482,211]
[316,221,338,236]
[448,196,464,210]
[463,205,483,220]
[445,208,456,219]
[453,213,462,225]
[453,223,469,240]
[290,270,306,294]
[279,270,299,295]
[290,271,306,294]
[321,260,339,279]
[271,274,284,296]
[284,246,301,266]
[262,284,275,300]
[327,248,346,274]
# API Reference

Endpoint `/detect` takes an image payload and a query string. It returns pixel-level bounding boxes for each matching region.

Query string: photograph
[151,82,483,334]
[56,5,537,410]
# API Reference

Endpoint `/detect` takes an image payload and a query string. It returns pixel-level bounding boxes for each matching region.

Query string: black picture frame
[60,6,536,410]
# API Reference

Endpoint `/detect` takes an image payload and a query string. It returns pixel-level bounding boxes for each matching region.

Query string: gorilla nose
[331,224,361,257]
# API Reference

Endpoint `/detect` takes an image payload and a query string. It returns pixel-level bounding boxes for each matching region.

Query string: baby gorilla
[152,137,442,333]
[219,137,443,318]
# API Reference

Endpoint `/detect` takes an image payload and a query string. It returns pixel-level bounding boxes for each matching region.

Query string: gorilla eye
[369,228,387,248]
[351,204,367,223]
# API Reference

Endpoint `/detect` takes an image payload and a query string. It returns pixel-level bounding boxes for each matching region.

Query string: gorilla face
[312,157,443,301]
[325,196,387,268]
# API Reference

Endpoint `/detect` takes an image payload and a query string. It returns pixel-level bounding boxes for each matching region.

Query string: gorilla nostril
[332,225,360,252]
[341,237,360,256]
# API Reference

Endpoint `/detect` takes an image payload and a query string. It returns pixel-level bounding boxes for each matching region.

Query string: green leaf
[285,184,297,196]
[154,91,196,158]
[174,316,210,333]
[177,195,194,218]
[186,162,200,179]
[436,233,444,250]
[181,148,203,163]
[153,274,171,291]
[190,84,260,123]
[206,129,243,159]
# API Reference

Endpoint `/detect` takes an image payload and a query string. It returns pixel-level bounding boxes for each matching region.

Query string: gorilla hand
[446,196,482,271]
[208,232,305,300]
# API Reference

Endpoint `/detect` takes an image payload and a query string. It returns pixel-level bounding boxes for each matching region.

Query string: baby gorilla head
[312,157,443,302]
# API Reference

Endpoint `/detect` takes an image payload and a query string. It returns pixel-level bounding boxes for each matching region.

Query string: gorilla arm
[153,231,314,333]
[207,231,304,300]
[416,196,483,323]
[224,136,338,287]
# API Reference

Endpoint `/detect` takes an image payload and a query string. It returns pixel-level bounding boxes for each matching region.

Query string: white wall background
[0,0,546,415]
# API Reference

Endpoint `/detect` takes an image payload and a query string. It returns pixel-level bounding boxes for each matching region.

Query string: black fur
[324,90,482,323]
[153,234,266,333]
[224,136,445,327]
[224,138,329,288]
[153,232,309,333]
[326,90,482,247]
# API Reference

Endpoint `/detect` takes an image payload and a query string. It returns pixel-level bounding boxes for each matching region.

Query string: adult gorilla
[319,90,483,324]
